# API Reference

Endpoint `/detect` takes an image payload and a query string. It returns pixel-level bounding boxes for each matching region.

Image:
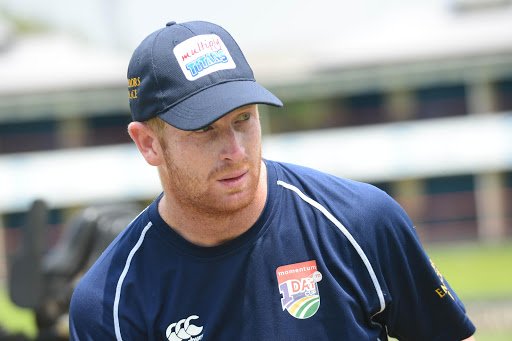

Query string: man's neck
[158,161,268,247]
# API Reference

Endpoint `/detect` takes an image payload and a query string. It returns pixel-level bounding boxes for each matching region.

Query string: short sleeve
[69,253,147,341]
[367,192,476,341]
[69,275,118,340]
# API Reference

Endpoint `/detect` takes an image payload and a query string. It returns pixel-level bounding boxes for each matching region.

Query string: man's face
[159,104,263,216]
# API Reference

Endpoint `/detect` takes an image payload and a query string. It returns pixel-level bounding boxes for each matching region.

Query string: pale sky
[0,0,445,52]
[1,0,511,82]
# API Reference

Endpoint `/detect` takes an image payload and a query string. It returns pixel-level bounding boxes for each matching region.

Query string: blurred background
[0,0,511,340]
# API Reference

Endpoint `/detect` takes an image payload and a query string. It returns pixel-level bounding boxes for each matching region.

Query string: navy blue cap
[127,21,282,130]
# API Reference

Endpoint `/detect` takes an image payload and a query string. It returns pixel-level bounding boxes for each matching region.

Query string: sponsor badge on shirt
[276,260,322,319]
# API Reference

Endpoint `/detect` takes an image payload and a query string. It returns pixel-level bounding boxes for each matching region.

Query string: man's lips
[218,169,248,185]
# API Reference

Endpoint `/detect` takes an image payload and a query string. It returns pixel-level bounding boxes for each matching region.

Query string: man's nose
[219,128,245,162]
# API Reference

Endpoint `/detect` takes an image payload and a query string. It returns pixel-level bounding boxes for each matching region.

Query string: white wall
[1,112,511,212]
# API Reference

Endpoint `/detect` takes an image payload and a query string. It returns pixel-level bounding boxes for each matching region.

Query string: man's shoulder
[268,160,409,233]
[69,205,155,331]
[71,204,154,296]
[268,159,389,204]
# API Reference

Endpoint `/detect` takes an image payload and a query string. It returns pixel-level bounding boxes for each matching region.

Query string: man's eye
[237,113,251,122]
[194,125,212,133]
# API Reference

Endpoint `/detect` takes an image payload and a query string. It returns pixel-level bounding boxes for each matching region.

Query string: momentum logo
[276,260,322,319]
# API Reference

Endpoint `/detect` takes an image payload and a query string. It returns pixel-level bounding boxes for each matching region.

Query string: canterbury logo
[166,315,204,341]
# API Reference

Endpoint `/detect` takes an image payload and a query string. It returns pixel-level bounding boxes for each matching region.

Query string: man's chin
[219,190,253,211]
[198,198,252,217]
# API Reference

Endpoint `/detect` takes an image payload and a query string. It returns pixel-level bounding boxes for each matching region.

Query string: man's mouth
[218,169,248,186]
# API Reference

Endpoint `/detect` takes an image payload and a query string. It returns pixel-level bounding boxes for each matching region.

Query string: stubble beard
[161,148,262,218]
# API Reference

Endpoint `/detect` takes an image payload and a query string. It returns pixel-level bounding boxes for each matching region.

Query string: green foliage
[0,288,37,338]
[425,241,512,301]
[424,241,512,341]
[0,8,51,34]
[473,329,512,341]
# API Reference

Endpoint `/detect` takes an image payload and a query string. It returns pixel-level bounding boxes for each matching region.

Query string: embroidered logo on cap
[174,34,236,81]
[276,260,322,319]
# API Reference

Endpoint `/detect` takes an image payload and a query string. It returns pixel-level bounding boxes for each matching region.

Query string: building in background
[259,0,512,244]
[0,0,511,272]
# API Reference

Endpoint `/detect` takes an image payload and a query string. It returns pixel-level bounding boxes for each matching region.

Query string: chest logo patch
[276,260,322,319]
[166,315,203,341]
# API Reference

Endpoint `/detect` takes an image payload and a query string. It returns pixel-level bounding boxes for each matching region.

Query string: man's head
[127,20,282,130]
[127,21,281,216]
[129,103,264,218]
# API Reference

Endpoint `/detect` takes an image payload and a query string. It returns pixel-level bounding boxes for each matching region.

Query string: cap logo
[174,34,236,81]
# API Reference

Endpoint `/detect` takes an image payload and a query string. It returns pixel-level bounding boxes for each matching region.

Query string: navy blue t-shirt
[69,160,475,340]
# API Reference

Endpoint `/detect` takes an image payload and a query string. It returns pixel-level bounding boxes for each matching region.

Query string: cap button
[166,21,177,27]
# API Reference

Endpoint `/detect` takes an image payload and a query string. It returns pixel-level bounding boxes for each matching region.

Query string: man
[69,21,476,340]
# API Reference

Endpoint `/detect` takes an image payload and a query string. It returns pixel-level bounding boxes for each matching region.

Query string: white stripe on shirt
[277,180,386,314]
[114,221,153,341]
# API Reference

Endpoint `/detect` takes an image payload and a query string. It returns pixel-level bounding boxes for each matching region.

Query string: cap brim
[157,80,282,131]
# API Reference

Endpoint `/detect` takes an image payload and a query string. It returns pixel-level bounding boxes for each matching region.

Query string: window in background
[415,84,467,119]
[496,78,512,111]
[0,119,58,154]
[2,207,64,256]
[265,99,336,134]
[420,175,478,243]
[506,171,512,237]
[84,113,132,146]
[344,92,387,127]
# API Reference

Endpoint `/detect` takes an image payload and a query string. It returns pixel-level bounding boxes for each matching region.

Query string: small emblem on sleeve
[430,259,455,300]
[276,260,322,319]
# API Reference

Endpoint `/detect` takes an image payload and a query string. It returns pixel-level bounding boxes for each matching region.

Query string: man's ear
[128,122,163,166]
